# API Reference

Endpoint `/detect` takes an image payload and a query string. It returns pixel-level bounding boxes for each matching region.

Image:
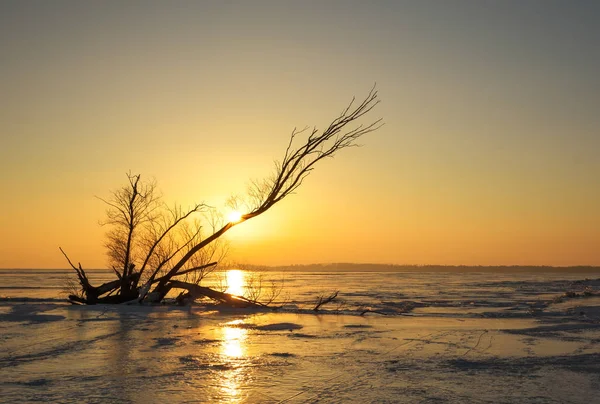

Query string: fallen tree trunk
[68,292,139,305]
[165,280,265,308]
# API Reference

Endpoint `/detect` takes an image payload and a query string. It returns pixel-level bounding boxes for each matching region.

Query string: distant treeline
[243,263,600,273]
[7,265,600,273]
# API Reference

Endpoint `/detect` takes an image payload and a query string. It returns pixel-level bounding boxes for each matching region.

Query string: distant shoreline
[3,264,600,273]
[262,264,600,273]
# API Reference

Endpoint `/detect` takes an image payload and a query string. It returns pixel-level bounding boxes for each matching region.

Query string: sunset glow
[0,2,598,268]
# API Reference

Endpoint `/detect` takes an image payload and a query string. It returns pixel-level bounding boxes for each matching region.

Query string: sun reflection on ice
[222,321,247,358]
[219,320,249,402]
[212,271,253,402]
[225,269,245,296]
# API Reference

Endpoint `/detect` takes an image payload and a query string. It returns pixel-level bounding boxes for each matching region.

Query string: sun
[227,210,243,223]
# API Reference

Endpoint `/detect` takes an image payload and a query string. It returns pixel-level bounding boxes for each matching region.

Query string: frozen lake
[2,268,600,403]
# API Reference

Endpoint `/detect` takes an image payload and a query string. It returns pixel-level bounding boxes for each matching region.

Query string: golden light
[227,210,243,223]
[225,269,245,296]
[219,320,248,402]
[222,324,247,358]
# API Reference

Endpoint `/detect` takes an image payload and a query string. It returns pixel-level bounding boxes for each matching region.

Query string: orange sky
[1,1,599,268]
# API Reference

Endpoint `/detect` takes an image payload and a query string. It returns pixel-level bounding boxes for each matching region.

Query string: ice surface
[1,269,600,402]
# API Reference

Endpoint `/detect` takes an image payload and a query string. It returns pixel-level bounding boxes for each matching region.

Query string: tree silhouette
[61,86,382,305]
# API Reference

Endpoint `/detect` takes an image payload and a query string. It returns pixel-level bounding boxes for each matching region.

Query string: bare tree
[62,173,208,304]
[61,86,382,305]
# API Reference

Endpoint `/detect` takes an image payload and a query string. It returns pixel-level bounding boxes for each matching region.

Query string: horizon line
[3,263,600,271]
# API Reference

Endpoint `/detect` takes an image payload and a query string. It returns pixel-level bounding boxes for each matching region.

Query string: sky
[1,0,599,268]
